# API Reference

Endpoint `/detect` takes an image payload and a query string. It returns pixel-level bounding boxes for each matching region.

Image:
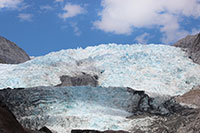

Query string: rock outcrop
[176,85,200,108]
[0,36,30,64]
[38,126,53,133]
[126,87,183,116]
[174,33,200,64]
[0,103,27,133]
[56,73,98,87]
[172,33,200,132]
[148,108,200,133]
[0,95,53,133]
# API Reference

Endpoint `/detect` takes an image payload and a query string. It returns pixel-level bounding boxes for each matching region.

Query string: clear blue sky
[0,0,200,56]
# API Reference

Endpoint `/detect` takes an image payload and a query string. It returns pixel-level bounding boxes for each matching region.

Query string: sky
[0,0,200,56]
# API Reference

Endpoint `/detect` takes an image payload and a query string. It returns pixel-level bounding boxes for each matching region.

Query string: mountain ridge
[174,33,200,64]
[0,36,30,64]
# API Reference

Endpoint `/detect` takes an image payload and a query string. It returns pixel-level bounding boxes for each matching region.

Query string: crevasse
[0,44,200,96]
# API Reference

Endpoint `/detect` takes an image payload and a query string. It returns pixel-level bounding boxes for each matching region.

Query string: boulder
[38,126,53,133]
[0,36,30,64]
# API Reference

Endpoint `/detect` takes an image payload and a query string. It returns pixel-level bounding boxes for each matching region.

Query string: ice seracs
[0,86,159,132]
[0,44,200,96]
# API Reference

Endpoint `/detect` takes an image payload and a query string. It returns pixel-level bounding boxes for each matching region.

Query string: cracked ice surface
[1,44,200,96]
[4,86,154,133]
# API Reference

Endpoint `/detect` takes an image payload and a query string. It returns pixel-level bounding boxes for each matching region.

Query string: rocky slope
[56,73,98,87]
[146,108,200,133]
[172,33,200,133]
[0,36,30,64]
[174,33,200,64]
[176,85,200,108]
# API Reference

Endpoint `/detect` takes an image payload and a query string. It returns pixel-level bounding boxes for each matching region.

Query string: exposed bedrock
[56,73,98,87]
[148,108,200,133]
[0,101,27,133]
[38,126,53,133]
[0,36,30,64]
[126,87,183,116]
[146,85,200,133]
[174,33,200,64]
[0,100,52,133]
[176,85,200,108]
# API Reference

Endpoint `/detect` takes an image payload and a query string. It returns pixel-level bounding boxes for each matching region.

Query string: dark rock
[174,34,198,49]
[0,105,52,133]
[174,33,200,64]
[146,86,200,133]
[126,87,184,116]
[25,128,48,133]
[0,91,53,133]
[0,36,30,64]
[161,98,184,114]
[71,130,101,133]
[71,129,130,133]
[39,126,52,133]
[56,73,98,87]
[0,105,26,133]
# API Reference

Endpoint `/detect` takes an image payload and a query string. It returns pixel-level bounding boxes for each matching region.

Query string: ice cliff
[0,86,169,132]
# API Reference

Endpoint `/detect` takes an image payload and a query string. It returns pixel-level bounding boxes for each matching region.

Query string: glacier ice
[0,44,200,96]
[1,86,155,133]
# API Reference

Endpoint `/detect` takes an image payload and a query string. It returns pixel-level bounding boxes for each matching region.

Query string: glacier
[0,86,157,133]
[0,44,200,96]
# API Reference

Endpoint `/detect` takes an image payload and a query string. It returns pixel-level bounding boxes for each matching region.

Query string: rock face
[38,126,53,133]
[174,33,200,64]
[176,108,200,133]
[56,73,98,87]
[0,95,52,133]
[148,108,200,133]
[147,85,200,133]
[172,33,200,132]
[0,36,30,64]
[176,85,200,108]
[0,101,26,133]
